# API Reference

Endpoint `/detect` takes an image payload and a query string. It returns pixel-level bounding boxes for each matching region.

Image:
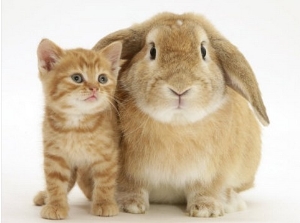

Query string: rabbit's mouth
[169,87,191,109]
[174,98,186,110]
[135,87,228,125]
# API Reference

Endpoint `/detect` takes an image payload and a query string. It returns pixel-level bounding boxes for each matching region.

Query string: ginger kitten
[33,39,122,219]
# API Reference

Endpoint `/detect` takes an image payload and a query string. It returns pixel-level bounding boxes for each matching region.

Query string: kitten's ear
[100,41,122,77]
[37,39,64,73]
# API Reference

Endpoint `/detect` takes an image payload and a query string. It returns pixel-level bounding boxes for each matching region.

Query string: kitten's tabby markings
[34,39,122,219]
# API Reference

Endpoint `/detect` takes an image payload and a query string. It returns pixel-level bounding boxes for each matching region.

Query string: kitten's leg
[77,167,93,200]
[185,181,224,217]
[90,158,119,217]
[68,168,78,190]
[40,154,72,220]
[33,168,77,206]
[117,172,149,214]
[34,191,47,206]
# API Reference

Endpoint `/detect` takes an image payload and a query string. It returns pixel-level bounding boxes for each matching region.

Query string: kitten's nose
[89,87,98,92]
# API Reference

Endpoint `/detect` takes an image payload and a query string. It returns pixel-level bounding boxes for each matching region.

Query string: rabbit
[92,12,269,217]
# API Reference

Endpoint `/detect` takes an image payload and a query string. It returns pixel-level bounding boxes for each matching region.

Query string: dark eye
[150,44,156,60]
[71,73,84,83]
[98,74,108,84]
[201,44,206,60]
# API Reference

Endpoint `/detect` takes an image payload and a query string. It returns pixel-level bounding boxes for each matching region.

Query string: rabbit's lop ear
[211,38,269,126]
[93,28,145,61]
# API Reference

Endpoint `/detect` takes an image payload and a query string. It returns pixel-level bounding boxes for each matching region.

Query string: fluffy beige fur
[93,12,269,217]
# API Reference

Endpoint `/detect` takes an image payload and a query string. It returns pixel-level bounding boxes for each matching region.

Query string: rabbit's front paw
[119,196,147,214]
[188,196,224,217]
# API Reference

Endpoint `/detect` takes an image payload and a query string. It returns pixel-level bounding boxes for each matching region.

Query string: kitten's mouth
[84,95,98,102]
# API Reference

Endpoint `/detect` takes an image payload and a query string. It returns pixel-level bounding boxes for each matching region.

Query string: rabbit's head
[94,12,269,126]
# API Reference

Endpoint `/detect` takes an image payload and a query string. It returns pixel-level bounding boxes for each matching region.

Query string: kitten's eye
[201,44,206,60]
[98,74,108,84]
[150,43,156,60]
[71,73,84,83]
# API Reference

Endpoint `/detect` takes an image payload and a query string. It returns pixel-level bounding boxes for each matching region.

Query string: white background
[2,0,300,222]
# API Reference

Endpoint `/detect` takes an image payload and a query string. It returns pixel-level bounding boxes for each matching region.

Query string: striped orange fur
[33,39,122,219]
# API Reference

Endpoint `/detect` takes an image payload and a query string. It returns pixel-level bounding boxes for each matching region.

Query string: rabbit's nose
[169,88,190,96]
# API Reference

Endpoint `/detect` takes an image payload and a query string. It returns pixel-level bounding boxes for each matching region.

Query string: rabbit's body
[94,12,268,217]
[118,87,260,214]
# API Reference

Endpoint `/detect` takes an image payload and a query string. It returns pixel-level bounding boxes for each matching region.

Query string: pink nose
[89,87,98,92]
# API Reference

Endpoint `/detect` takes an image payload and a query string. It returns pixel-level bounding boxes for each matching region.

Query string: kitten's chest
[60,132,93,164]
[44,112,118,165]
[56,132,104,166]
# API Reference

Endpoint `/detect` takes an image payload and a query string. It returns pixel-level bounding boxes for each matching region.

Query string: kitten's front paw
[91,202,119,217]
[41,203,69,220]
[187,197,224,217]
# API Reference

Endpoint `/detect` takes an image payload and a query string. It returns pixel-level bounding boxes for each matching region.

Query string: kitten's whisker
[110,94,122,105]
[106,97,120,117]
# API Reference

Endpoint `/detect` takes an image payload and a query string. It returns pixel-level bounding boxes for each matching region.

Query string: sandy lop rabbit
[93,12,269,217]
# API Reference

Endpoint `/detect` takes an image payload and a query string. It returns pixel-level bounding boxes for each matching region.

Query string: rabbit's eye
[201,44,206,60]
[150,44,156,60]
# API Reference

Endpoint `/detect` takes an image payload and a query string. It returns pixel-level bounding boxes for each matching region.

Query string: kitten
[33,39,122,219]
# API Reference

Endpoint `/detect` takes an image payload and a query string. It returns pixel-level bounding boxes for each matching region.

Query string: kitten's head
[37,39,122,115]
